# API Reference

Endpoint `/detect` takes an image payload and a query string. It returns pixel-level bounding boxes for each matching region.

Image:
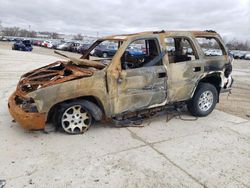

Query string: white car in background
[233,51,247,59]
[203,49,222,56]
[46,41,54,48]
[245,53,250,60]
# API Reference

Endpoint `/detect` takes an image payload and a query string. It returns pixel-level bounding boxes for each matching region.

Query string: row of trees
[0,22,83,40]
[0,26,61,39]
[0,22,249,50]
[225,39,250,51]
[1,26,84,40]
[1,27,37,38]
[0,26,84,40]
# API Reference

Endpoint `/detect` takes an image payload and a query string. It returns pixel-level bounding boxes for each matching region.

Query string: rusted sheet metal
[55,51,106,69]
[8,92,46,130]
[16,61,94,96]
[103,30,218,41]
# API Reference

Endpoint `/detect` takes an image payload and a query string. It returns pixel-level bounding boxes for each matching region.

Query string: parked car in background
[93,44,118,57]
[245,53,250,60]
[51,41,63,49]
[56,42,80,51]
[203,49,223,56]
[0,36,10,41]
[69,42,81,52]
[41,40,51,48]
[76,43,92,54]
[12,40,33,51]
[233,51,247,59]
[56,42,68,50]
[32,40,43,46]
[126,46,145,56]
[45,41,54,48]
[45,41,62,49]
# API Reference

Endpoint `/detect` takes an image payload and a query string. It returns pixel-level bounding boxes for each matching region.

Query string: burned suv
[8,30,233,134]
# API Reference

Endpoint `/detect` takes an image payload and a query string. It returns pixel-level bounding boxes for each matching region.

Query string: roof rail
[204,30,217,33]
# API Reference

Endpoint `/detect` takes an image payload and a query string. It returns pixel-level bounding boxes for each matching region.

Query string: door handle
[158,72,167,78]
[193,67,201,72]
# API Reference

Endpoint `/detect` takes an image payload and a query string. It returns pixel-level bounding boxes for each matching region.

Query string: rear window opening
[196,37,226,56]
[164,37,198,63]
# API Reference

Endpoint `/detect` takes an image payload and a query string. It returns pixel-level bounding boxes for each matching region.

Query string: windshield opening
[82,39,124,66]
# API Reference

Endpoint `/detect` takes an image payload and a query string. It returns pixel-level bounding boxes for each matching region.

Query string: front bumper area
[8,92,46,130]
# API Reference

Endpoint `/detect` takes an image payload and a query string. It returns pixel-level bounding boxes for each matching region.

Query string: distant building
[36,33,51,39]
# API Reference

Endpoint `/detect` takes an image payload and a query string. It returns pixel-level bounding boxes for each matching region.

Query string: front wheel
[187,83,218,117]
[56,101,94,134]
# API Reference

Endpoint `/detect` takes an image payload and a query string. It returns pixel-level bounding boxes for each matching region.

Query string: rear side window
[164,37,198,64]
[196,37,225,56]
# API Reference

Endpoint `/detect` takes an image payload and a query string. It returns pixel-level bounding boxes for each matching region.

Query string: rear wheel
[187,83,218,117]
[56,100,100,134]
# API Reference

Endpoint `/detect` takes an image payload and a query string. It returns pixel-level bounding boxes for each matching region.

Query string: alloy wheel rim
[198,90,214,112]
[61,105,91,134]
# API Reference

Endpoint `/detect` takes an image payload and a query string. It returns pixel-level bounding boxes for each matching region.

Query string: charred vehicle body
[8,30,233,134]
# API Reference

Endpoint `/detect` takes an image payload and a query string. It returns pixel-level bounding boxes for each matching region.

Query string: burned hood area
[17,61,97,96]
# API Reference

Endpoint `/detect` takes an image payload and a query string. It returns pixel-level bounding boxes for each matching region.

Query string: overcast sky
[0,0,249,40]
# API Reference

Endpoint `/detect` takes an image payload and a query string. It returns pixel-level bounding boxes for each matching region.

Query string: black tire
[55,100,102,134]
[187,83,218,117]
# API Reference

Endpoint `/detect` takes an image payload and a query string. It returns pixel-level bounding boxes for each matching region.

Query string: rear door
[165,36,204,102]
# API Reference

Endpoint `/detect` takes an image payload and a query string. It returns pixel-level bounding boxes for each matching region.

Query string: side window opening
[196,37,225,56]
[164,37,198,64]
[121,38,162,70]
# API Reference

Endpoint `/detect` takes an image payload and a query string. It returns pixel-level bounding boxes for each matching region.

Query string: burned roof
[100,30,219,41]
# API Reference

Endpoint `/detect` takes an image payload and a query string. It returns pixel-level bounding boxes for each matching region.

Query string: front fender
[28,71,111,119]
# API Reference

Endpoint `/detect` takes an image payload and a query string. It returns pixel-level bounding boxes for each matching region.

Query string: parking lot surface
[0,49,250,187]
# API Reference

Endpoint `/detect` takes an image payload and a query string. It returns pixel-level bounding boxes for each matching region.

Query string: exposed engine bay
[16,51,107,96]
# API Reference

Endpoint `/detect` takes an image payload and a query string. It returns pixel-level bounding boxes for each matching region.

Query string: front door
[108,38,168,115]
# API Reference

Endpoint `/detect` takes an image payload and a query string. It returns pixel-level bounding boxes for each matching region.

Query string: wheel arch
[191,72,222,101]
[46,95,105,124]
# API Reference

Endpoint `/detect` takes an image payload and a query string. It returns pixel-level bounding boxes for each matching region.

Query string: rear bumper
[8,92,46,130]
